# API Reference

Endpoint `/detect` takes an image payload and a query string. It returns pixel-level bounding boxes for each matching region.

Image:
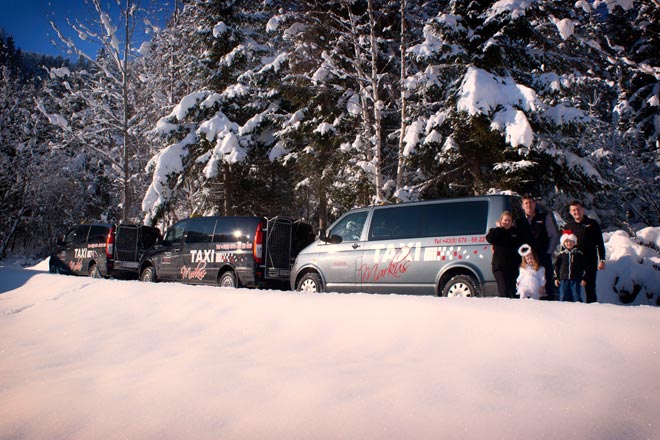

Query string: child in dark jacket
[554,231,587,302]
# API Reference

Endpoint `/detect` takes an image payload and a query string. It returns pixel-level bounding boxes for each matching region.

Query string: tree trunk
[318,188,328,231]
[367,0,384,202]
[396,0,407,195]
[121,0,131,221]
[223,163,232,216]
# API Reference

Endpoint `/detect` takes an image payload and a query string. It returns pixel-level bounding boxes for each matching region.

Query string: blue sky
[0,0,172,58]
[0,0,98,57]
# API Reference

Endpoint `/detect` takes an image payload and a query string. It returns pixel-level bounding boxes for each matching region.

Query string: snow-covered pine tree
[584,0,660,227]
[133,0,207,227]
[271,0,403,227]
[0,67,36,257]
[1,61,106,257]
[401,0,616,209]
[142,0,298,225]
[45,0,157,221]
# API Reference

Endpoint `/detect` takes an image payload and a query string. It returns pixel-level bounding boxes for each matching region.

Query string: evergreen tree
[590,0,660,226]
[397,0,624,213]
[142,0,298,225]
[45,0,159,221]
[0,63,107,258]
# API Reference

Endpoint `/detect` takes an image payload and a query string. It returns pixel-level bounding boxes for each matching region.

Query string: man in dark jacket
[564,201,606,303]
[515,195,559,299]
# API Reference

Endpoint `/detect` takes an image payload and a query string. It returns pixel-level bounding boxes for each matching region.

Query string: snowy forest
[1,0,659,259]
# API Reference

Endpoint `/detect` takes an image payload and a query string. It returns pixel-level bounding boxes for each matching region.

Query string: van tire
[140,266,156,283]
[89,263,101,279]
[441,274,479,297]
[219,271,237,288]
[297,273,323,292]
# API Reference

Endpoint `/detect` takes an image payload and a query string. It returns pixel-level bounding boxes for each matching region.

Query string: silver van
[290,195,520,296]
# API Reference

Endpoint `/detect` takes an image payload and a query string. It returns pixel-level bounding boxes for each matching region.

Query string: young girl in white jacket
[516,244,546,299]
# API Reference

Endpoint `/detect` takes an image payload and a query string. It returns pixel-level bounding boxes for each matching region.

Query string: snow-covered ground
[1,228,659,439]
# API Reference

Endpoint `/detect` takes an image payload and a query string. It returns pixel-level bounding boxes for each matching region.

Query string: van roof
[359,194,518,210]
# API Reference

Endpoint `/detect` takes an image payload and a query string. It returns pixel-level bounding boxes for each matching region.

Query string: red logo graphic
[360,247,411,283]
[181,262,207,280]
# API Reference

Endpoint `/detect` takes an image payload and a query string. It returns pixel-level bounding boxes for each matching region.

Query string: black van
[49,223,161,278]
[138,216,314,288]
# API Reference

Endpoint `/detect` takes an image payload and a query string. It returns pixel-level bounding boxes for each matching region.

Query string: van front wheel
[140,266,156,282]
[441,274,479,297]
[297,273,323,293]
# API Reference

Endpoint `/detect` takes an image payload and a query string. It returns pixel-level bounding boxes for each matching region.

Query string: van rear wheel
[219,271,237,288]
[49,259,60,274]
[297,273,323,292]
[441,274,479,297]
[89,263,101,278]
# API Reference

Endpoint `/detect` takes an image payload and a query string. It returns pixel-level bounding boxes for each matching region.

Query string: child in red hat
[554,231,587,302]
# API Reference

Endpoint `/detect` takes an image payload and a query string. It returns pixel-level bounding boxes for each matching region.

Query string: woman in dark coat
[486,211,522,298]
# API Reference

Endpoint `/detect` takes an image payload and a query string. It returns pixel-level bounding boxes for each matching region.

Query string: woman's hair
[499,211,513,222]
[520,249,540,271]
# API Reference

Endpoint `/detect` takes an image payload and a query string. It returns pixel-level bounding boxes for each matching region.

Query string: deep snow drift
[1,247,659,439]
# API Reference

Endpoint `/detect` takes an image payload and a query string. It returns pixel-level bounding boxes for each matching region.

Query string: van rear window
[368,200,488,241]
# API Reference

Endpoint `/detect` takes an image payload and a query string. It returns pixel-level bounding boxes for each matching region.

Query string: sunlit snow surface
[1,228,659,440]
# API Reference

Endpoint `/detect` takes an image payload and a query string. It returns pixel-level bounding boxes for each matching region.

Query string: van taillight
[254,222,264,264]
[106,226,115,258]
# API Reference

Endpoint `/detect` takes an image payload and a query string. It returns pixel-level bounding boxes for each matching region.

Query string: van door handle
[352,243,361,249]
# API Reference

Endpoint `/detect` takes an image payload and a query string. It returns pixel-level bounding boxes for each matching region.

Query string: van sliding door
[361,206,424,295]
[181,218,218,284]
[363,201,489,295]
[66,225,90,275]
[158,220,187,281]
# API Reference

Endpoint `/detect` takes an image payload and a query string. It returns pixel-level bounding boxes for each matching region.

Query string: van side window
[214,218,243,243]
[330,211,369,242]
[185,218,216,244]
[420,201,488,236]
[369,206,417,241]
[65,225,89,244]
[367,201,489,241]
[164,220,187,244]
[89,225,110,243]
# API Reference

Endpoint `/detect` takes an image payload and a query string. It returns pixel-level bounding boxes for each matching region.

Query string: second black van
[139,216,313,289]
[49,223,161,279]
